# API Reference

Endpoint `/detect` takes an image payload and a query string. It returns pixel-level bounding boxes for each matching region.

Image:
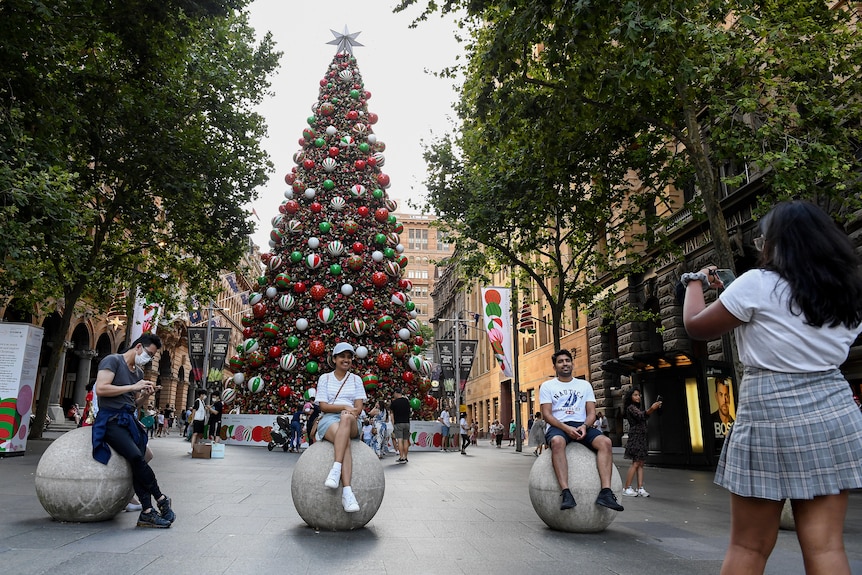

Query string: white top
[460,416,468,433]
[316,371,366,408]
[439,409,450,426]
[719,269,862,372]
[539,377,595,423]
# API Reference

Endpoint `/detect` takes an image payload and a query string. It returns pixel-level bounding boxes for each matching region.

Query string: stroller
[268,415,292,452]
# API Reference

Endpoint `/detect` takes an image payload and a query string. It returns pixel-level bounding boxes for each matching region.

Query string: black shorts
[193,420,205,434]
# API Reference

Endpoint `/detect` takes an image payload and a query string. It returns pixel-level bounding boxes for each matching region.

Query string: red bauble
[377,174,391,187]
[268,345,281,358]
[374,208,389,222]
[278,385,292,398]
[364,90,372,100]
[242,327,253,338]
[354,160,366,170]
[367,112,378,124]
[402,371,415,384]
[328,146,340,157]
[371,272,388,288]
[376,353,394,369]
[293,281,307,294]
[346,110,359,120]
[278,203,288,214]
[310,284,327,301]
[298,137,306,147]
[413,336,424,346]
[261,252,272,263]
[309,340,325,356]
[361,298,375,311]
[319,79,327,87]
[310,202,323,213]
[284,200,300,214]
[303,158,315,170]
[284,173,296,185]
[351,242,365,254]
[252,303,267,318]
[357,206,370,218]
[398,279,413,291]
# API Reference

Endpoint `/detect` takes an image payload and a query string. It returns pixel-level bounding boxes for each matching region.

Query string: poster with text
[0,323,45,456]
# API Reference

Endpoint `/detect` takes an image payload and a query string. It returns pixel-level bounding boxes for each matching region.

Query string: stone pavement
[1,431,860,575]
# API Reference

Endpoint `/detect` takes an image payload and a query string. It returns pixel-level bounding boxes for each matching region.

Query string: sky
[245,1,465,250]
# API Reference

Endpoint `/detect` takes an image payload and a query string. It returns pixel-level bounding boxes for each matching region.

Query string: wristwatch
[680,271,710,291]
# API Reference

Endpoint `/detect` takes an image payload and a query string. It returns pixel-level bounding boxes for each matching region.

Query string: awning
[601,350,696,376]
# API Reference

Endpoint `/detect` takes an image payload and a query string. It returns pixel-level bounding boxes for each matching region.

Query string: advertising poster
[707,374,736,440]
[0,323,45,456]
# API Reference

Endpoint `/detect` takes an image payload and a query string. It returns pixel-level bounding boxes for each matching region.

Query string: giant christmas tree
[226,33,436,420]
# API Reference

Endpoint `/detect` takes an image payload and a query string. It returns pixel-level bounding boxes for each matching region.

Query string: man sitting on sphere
[540,349,624,512]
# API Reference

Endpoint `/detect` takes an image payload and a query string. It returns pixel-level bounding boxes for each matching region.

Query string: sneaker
[124,502,143,512]
[637,487,650,498]
[137,510,171,528]
[157,496,176,523]
[596,489,624,511]
[560,488,576,510]
[324,467,341,489]
[622,487,638,497]
[342,490,360,513]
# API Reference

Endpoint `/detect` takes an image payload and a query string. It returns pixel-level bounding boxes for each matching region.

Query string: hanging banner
[188,327,207,384]
[0,323,44,456]
[481,287,515,377]
[458,340,478,391]
[129,290,161,343]
[208,327,232,380]
[435,340,456,392]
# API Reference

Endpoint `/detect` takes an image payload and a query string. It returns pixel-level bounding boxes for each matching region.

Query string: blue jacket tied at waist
[92,405,147,465]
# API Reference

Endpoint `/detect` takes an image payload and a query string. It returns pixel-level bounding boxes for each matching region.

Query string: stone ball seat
[291,439,385,531]
[35,426,134,522]
[528,441,623,533]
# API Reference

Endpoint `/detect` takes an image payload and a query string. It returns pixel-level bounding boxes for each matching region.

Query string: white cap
[332,342,356,357]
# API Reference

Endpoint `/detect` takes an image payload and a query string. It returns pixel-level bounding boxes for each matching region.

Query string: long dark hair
[623,388,641,410]
[758,201,862,328]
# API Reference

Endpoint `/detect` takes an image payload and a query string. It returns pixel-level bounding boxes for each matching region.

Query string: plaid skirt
[714,367,862,500]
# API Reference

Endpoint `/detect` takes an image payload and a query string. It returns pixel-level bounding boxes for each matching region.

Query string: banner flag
[458,340,478,391]
[130,290,160,343]
[208,328,232,377]
[225,273,239,294]
[518,303,536,333]
[481,287,515,377]
[435,340,456,391]
[188,327,207,383]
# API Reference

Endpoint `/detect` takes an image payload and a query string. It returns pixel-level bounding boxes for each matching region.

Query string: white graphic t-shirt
[539,377,595,423]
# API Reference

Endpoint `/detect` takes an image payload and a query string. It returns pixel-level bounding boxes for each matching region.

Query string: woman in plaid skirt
[682,201,862,574]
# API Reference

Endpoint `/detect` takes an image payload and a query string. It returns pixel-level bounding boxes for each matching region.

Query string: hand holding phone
[709,268,736,287]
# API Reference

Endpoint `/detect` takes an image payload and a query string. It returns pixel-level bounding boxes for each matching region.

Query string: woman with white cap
[316,342,367,513]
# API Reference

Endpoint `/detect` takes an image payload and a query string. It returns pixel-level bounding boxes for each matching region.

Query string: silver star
[327,25,363,55]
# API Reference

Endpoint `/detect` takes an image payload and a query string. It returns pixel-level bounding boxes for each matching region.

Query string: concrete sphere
[779,499,796,531]
[528,442,623,533]
[291,440,384,530]
[35,427,134,522]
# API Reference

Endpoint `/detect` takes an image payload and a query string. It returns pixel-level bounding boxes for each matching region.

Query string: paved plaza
[1,431,860,575]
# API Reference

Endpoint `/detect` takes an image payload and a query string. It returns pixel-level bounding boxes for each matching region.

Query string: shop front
[602,351,737,468]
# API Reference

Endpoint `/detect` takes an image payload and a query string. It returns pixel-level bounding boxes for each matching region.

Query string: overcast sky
[246,1,465,249]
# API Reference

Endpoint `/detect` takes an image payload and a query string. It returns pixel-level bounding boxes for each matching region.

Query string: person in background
[683,201,862,574]
[208,394,223,443]
[188,389,208,455]
[508,419,516,446]
[621,389,662,497]
[389,388,412,464]
[459,412,469,455]
[529,411,546,457]
[289,404,304,452]
[438,406,451,452]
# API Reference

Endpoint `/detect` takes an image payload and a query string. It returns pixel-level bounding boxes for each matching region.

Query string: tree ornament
[357,206,370,218]
[265,286,278,299]
[248,376,266,393]
[350,184,366,198]
[349,319,367,336]
[343,220,359,234]
[374,233,387,245]
[252,303,266,318]
[398,328,411,341]
[377,315,394,331]
[371,272,388,288]
[346,255,364,271]
[249,292,263,306]
[355,345,369,359]
[374,208,389,222]
[322,157,337,172]
[371,250,385,263]
[341,283,354,296]
[329,264,343,276]
[309,340,326,356]
[330,196,346,210]
[362,373,379,391]
[377,173,391,188]
[275,273,292,289]
[310,284,327,301]
[296,318,309,331]
[290,250,303,263]
[268,345,282,358]
[305,361,320,374]
[262,322,279,337]
[361,298,375,311]
[309,202,323,214]
[278,385,292,398]
[233,372,246,385]
[286,335,300,349]
[405,301,415,312]
[391,292,407,306]
[305,253,322,270]
[406,319,421,335]
[278,294,295,311]
[319,221,333,234]
[280,353,298,371]
[317,307,336,324]
[409,397,421,410]
[247,351,265,368]
[221,388,236,404]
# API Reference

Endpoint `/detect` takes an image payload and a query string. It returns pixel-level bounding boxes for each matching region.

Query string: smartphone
[710,268,736,287]
[656,395,663,402]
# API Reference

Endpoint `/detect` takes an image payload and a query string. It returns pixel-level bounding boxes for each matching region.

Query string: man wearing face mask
[92,333,176,529]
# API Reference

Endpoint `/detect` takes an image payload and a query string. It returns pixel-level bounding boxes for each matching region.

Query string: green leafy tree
[0,0,280,438]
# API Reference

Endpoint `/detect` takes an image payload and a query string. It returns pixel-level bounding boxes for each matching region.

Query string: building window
[409,228,428,250]
[438,230,451,250]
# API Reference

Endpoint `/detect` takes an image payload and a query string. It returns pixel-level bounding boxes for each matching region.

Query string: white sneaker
[324,467,340,489]
[622,487,638,497]
[342,490,360,513]
[637,487,650,497]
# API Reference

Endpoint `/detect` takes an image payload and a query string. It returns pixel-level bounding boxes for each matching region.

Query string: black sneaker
[137,510,171,528]
[560,489,576,510]
[157,496,176,523]
[595,489,624,511]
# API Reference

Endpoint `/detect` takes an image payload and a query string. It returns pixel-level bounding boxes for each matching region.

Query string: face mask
[135,349,152,367]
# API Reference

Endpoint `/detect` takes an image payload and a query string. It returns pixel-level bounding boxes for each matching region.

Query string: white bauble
[355,346,369,359]
[284,189,294,199]
[308,237,320,249]
[296,318,309,331]
[341,284,354,296]
[233,372,245,385]
[265,286,278,299]
[371,250,384,263]
[410,311,418,318]
[326,125,337,136]
[396,244,405,253]
[398,328,411,341]
[304,187,316,200]
[367,134,377,144]
[268,240,276,248]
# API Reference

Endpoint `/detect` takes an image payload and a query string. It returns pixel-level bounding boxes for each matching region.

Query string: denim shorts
[545,421,603,450]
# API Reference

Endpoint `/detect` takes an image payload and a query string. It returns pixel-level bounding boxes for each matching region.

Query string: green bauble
[384,247,396,259]
[358,142,370,153]
[409,397,421,410]
[290,251,303,263]
[307,115,316,126]
[314,138,325,147]
[405,301,415,312]
[329,264,343,276]
[257,276,268,286]
[374,233,387,245]
[322,179,335,191]
[319,221,333,234]
[306,361,319,374]
[286,336,300,349]
[331,97,340,104]
[387,214,397,225]
[349,89,360,99]
[372,188,384,199]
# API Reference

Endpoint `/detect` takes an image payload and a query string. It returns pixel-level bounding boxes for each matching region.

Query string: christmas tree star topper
[327,25,363,55]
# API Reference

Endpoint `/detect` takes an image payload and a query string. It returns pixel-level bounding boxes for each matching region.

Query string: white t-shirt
[439,409,450,427]
[316,371,366,408]
[460,416,468,433]
[539,377,595,423]
[719,269,862,372]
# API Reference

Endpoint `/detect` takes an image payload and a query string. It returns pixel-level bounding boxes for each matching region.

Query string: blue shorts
[545,421,603,450]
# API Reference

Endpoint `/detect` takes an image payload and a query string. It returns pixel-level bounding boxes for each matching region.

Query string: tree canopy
[0,0,280,436]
